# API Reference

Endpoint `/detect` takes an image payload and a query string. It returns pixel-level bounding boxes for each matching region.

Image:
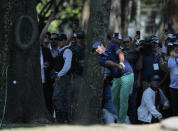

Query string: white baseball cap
[174,40,178,45]
[112,33,122,40]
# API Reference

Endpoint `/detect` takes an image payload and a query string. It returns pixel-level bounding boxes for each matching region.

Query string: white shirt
[162,42,167,54]
[137,87,169,123]
[50,48,59,58]
[49,45,60,58]
[57,45,72,77]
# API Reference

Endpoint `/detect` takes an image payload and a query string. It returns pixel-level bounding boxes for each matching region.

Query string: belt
[122,72,131,76]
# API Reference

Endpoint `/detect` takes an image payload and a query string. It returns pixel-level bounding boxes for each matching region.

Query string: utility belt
[50,70,72,82]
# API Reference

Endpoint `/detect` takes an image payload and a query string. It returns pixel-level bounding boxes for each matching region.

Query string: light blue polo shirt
[168,56,178,89]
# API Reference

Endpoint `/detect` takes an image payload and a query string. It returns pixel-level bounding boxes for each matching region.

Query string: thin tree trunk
[122,0,133,36]
[81,0,90,34]
[109,0,121,35]
[76,0,111,124]
[145,4,159,36]
[136,0,141,30]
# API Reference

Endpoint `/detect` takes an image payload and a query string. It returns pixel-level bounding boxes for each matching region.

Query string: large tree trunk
[0,0,51,123]
[76,0,111,124]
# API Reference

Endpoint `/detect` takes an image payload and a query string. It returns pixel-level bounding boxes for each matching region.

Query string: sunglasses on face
[51,38,58,41]
[123,41,130,43]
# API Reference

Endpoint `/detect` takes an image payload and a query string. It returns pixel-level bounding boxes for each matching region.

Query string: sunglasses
[51,38,58,41]
[123,41,130,43]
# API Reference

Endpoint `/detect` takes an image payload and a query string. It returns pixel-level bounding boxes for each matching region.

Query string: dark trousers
[52,75,72,123]
[43,82,54,115]
[169,88,178,116]
[56,110,69,123]
[138,117,159,124]
[128,90,138,124]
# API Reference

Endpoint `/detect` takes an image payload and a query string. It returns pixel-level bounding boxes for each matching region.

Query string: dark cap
[174,40,178,45]
[77,31,85,39]
[151,75,160,83]
[73,19,79,26]
[58,34,67,41]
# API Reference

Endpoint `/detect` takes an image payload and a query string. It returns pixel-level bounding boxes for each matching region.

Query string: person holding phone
[134,31,141,47]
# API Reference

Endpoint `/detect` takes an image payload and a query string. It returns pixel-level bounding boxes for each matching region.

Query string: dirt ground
[2,117,178,131]
[0,123,171,131]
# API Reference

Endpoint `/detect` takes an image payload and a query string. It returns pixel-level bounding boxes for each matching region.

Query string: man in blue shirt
[168,40,178,116]
[93,41,134,123]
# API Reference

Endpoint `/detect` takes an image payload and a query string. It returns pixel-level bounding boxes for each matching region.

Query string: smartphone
[136,31,140,35]
[164,29,168,34]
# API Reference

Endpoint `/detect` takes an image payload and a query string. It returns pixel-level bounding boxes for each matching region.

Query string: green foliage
[36,0,84,33]
[141,0,160,5]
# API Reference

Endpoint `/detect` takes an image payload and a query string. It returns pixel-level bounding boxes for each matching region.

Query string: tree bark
[81,0,90,34]
[136,0,141,30]
[109,0,121,35]
[0,0,51,123]
[76,0,111,124]
[145,4,158,36]
[163,0,178,32]
[121,0,133,36]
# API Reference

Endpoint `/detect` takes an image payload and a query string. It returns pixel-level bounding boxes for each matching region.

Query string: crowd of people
[40,14,178,124]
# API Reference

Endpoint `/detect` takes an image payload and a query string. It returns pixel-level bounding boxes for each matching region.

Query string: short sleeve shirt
[99,43,133,78]
[168,56,178,89]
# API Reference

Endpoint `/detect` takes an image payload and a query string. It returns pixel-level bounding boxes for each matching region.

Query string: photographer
[136,36,162,91]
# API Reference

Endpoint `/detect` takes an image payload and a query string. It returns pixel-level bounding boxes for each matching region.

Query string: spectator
[40,14,55,47]
[111,33,124,50]
[50,33,60,58]
[168,40,178,116]
[137,75,169,124]
[52,34,73,123]
[123,36,139,124]
[137,36,162,91]
[102,68,118,124]
[39,15,55,116]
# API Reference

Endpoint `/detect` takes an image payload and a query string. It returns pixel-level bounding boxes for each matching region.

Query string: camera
[72,33,77,42]
[76,32,85,39]
[136,31,140,36]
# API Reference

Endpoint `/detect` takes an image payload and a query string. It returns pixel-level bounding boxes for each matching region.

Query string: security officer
[52,34,73,123]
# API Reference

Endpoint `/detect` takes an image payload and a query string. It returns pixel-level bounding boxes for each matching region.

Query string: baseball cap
[174,40,178,45]
[151,75,160,83]
[92,41,102,49]
[58,34,67,41]
[166,34,174,40]
[112,33,122,40]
